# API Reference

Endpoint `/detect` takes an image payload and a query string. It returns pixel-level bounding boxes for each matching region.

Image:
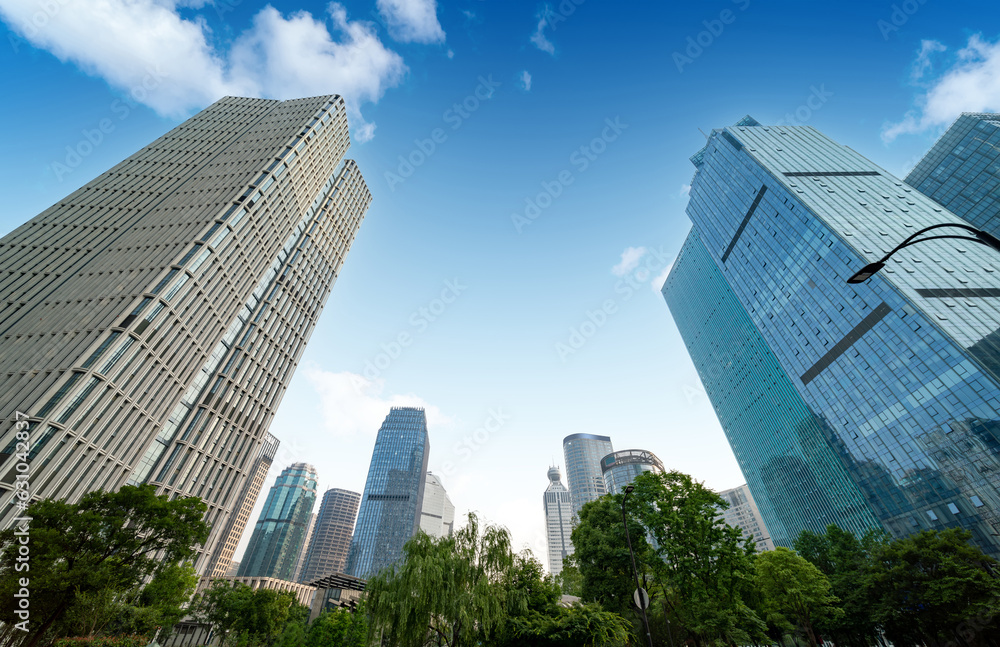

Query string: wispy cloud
[680,184,691,197]
[519,69,532,91]
[530,8,555,55]
[883,34,1000,142]
[376,0,446,44]
[305,367,453,438]
[0,1,406,139]
[612,246,647,276]
[651,261,674,293]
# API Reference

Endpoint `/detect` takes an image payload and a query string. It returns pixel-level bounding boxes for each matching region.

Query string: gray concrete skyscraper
[298,487,361,584]
[543,466,574,576]
[0,95,372,573]
[419,472,455,538]
[346,407,430,577]
[717,484,774,552]
[562,433,613,519]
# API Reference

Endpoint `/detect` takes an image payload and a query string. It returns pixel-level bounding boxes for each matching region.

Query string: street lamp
[847,223,1000,284]
[622,484,654,647]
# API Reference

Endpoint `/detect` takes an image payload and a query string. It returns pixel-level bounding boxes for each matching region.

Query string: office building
[298,488,361,584]
[717,484,774,551]
[345,407,430,577]
[0,95,372,573]
[292,512,317,582]
[905,113,1000,235]
[237,462,318,580]
[419,472,455,538]
[662,117,1000,556]
[543,466,574,576]
[600,449,665,495]
[563,433,613,518]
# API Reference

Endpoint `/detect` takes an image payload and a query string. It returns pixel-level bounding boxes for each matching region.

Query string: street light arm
[877,234,986,262]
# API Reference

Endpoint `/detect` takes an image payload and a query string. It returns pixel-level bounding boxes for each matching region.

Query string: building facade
[600,449,665,495]
[543,466,574,576]
[298,487,361,584]
[663,117,1000,557]
[419,472,455,538]
[563,433,613,519]
[237,462,317,579]
[717,484,775,551]
[905,112,1000,236]
[345,407,430,577]
[292,512,317,582]
[0,96,372,573]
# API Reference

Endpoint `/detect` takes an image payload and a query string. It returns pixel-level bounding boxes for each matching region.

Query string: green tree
[502,603,632,647]
[754,547,841,646]
[0,485,209,647]
[191,580,299,647]
[304,607,366,647]
[629,470,767,646]
[557,556,583,597]
[366,513,525,647]
[868,528,1000,646]
[794,524,885,646]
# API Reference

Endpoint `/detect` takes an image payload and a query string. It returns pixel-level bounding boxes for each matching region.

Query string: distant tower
[298,488,361,584]
[717,484,775,551]
[600,449,665,495]
[543,466,574,576]
[292,512,317,582]
[346,407,430,577]
[237,462,318,580]
[563,434,614,518]
[420,473,456,538]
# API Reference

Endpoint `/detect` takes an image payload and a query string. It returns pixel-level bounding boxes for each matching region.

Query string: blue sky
[2,0,999,566]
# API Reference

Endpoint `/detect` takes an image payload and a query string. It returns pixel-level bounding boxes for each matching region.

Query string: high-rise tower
[345,407,430,577]
[663,117,1000,556]
[298,487,361,584]
[419,472,455,538]
[543,466,574,576]
[237,462,318,580]
[562,433,613,519]
[600,449,665,496]
[0,95,372,573]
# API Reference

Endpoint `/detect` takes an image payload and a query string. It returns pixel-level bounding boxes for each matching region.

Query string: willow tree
[366,513,526,647]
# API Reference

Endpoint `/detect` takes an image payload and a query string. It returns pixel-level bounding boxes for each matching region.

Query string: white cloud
[0,1,406,137]
[376,0,446,44]
[304,366,453,438]
[530,9,555,55]
[651,260,674,293]
[911,39,947,82]
[883,34,1000,142]
[612,246,647,277]
[680,184,691,197]
[519,69,532,91]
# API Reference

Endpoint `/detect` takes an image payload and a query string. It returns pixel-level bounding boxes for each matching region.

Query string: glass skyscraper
[0,96,371,574]
[237,462,318,579]
[905,112,1000,236]
[663,117,1000,556]
[346,407,430,577]
[543,465,574,576]
[298,487,361,584]
[563,433,613,519]
[600,449,665,496]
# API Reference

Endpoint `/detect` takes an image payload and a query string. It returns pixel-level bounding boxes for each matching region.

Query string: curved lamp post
[847,223,1000,284]
[622,485,654,647]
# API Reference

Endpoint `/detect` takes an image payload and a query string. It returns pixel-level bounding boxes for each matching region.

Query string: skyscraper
[419,472,455,538]
[563,433,613,519]
[600,449,665,496]
[298,487,361,584]
[905,113,1000,235]
[0,95,372,574]
[292,512,317,582]
[717,484,774,552]
[346,407,430,577]
[543,466,574,576]
[237,462,317,579]
[663,117,1000,557]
